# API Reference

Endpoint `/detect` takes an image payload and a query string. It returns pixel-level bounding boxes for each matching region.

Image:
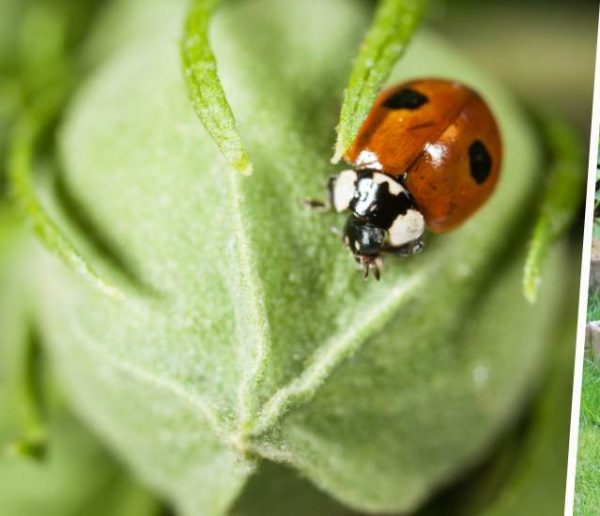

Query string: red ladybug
[325,78,502,279]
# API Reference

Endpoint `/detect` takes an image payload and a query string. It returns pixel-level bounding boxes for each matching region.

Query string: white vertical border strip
[564,8,600,516]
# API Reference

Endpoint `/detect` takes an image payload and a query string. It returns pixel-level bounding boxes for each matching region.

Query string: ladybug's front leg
[302,198,331,212]
[384,237,425,257]
[303,170,358,213]
[301,174,334,212]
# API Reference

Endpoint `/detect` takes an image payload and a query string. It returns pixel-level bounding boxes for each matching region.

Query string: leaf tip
[105,284,126,300]
[75,261,127,299]
[522,272,539,304]
[331,139,346,164]
[230,152,253,175]
[238,161,253,177]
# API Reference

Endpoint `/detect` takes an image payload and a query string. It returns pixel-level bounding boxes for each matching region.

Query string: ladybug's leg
[384,238,425,256]
[303,169,358,214]
[356,255,383,281]
[302,174,338,212]
[371,259,382,281]
[302,198,331,212]
[302,175,339,212]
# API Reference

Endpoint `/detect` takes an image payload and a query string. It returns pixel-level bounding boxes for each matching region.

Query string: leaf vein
[249,271,425,437]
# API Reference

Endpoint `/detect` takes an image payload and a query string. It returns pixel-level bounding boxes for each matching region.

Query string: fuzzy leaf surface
[34,0,577,513]
[0,210,157,516]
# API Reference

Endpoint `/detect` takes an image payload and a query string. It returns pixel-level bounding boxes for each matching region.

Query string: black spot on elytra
[468,140,492,184]
[383,88,428,110]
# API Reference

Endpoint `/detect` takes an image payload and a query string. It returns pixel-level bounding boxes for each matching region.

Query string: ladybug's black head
[343,216,385,279]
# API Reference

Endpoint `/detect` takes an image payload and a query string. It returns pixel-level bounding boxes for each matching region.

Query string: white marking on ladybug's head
[356,150,383,170]
[371,172,405,196]
[332,169,357,212]
[388,209,425,247]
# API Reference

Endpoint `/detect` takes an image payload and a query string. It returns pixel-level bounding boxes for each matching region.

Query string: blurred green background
[437,0,597,135]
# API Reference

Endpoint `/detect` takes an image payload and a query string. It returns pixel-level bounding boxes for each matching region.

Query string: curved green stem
[181,0,252,175]
[4,329,47,461]
[8,92,124,299]
[523,113,584,302]
[332,0,428,163]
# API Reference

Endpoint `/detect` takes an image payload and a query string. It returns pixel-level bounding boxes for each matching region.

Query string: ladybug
[323,78,502,279]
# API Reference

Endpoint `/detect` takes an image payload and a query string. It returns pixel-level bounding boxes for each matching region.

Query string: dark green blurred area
[0,0,105,194]
[436,0,597,134]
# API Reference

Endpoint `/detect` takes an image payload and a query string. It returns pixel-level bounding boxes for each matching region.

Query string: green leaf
[464,302,577,516]
[0,207,51,462]
[0,415,160,516]
[33,0,578,514]
[8,95,125,299]
[0,207,34,452]
[181,0,252,175]
[332,0,428,163]
[522,113,584,302]
[230,461,353,516]
[395,292,576,516]
[3,330,48,461]
[0,207,158,516]
[224,299,577,516]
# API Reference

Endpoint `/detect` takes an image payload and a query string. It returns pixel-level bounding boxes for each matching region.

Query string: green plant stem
[332,0,428,163]
[181,0,252,175]
[5,330,48,461]
[8,91,124,299]
[523,113,584,302]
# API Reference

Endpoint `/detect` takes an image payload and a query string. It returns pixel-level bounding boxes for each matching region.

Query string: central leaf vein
[248,271,426,438]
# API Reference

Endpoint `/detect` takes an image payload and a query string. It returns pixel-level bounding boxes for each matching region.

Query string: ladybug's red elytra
[323,78,502,279]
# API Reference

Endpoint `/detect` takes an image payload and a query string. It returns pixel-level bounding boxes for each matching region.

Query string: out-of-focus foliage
[32,0,580,513]
[0,1,160,514]
[0,208,158,516]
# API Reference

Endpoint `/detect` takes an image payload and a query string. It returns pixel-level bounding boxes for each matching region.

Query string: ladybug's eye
[468,140,492,184]
[382,88,428,110]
